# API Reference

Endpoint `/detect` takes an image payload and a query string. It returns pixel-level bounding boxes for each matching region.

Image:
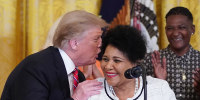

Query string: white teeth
[107,74,117,76]
[174,38,182,41]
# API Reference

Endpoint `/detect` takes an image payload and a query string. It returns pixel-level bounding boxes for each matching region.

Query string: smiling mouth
[106,73,118,78]
[174,38,182,41]
[172,37,183,42]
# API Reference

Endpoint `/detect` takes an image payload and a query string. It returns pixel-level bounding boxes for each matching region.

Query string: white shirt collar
[58,48,75,75]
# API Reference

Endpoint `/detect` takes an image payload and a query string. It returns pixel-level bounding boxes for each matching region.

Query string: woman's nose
[104,61,113,70]
[172,28,180,36]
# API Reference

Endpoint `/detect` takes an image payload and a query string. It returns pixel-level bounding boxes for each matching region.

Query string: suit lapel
[50,47,71,98]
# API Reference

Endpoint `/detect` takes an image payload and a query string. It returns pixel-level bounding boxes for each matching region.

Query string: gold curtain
[0,0,101,96]
[154,0,200,50]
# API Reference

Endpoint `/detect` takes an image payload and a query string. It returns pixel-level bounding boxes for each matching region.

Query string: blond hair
[53,10,108,48]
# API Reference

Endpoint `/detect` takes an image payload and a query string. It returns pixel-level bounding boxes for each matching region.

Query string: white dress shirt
[59,48,75,95]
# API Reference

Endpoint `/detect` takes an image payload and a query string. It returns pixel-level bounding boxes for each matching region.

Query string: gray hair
[53,10,108,48]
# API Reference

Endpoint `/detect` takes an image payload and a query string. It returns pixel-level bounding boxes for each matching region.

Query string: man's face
[76,26,103,66]
[165,15,195,52]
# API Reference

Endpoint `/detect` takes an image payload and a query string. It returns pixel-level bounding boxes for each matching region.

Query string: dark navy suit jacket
[1,46,86,100]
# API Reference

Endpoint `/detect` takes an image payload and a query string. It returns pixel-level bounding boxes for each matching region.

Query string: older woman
[88,25,176,100]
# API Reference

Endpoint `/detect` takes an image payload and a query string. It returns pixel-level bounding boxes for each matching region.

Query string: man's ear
[68,39,78,50]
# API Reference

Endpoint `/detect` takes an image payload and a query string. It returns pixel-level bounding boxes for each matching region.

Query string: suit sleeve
[12,64,50,100]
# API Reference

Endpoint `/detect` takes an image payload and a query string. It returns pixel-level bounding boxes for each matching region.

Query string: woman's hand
[151,51,167,80]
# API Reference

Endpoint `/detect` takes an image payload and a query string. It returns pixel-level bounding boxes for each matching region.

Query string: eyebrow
[113,56,125,60]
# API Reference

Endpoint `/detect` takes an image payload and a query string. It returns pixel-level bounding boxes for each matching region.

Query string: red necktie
[72,67,79,91]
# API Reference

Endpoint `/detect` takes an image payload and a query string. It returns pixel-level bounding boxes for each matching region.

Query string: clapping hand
[83,64,93,79]
[83,64,103,79]
[151,51,167,80]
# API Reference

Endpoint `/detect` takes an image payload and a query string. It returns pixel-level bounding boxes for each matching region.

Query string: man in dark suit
[1,10,108,100]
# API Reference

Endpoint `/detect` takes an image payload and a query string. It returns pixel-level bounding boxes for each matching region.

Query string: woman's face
[101,45,136,87]
[165,15,195,52]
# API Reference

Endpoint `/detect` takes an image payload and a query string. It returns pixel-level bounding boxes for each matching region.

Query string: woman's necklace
[105,78,139,100]
[175,57,187,82]
[109,78,139,96]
